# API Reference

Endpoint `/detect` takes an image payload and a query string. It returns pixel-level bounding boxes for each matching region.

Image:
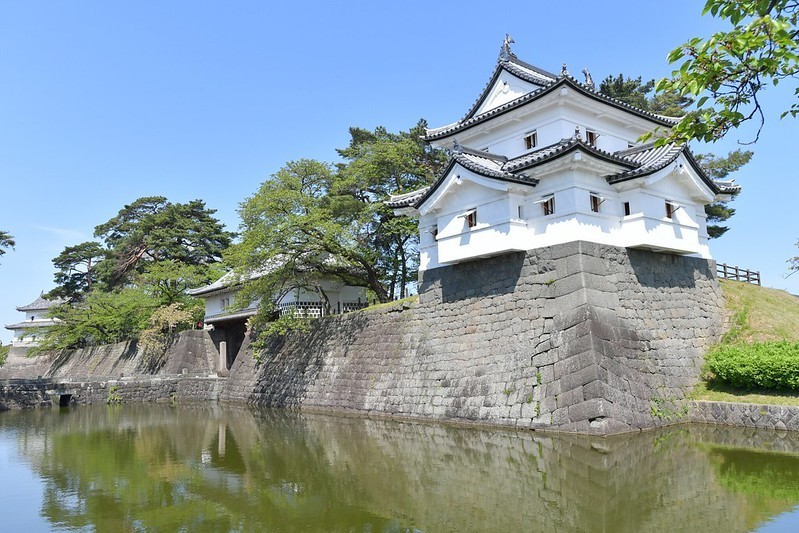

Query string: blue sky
[1,1,797,343]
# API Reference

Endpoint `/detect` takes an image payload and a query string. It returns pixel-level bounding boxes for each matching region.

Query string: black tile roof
[16,294,63,312]
[387,139,728,210]
[426,74,679,142]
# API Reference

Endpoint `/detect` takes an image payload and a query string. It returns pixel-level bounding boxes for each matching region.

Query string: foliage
[694,149,753,237]
[600,74,752,237]
[657,0,799,143]
[106,385,123,404]
[228,121,446,312]
[34,288,158,352]
[138,303,197,362]
[48,241,106,301]
[0,230,14,261]
[94,196,234,288]
[42,196,232,349]
[790,239,799,273]
[337,120,447,299]
[705,341,799,390]
[0,343,8,366]
[137,260,220,307]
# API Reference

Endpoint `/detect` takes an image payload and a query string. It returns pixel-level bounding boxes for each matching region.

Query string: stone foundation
[221,242,725,434]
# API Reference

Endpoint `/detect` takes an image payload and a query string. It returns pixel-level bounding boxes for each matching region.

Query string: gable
[418,161,524,216]
[472,69,544,118]
[610,152,716,203]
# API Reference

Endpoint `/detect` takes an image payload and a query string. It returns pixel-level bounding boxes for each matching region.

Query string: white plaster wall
[435,93,651,158]
[416,162,714,271]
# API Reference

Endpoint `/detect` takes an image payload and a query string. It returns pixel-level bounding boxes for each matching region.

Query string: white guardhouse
[388,38,739,272]
[188,271,367,373]
[5,293,63,347]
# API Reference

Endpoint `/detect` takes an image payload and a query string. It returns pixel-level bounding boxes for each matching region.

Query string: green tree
[229,121,446,322]
[49,241,106,301]
[336,120,447,298]
[35,288,158,351]
[94,196,234,287]
[229,158,387,312]
[658,0,799,143]
[0,343,8,366]
[694,150,753,237]
[601,74,751,237]
[137,260,218,307]
[600,74,656,111]
[0,230,15,261]
[790,240,799,273]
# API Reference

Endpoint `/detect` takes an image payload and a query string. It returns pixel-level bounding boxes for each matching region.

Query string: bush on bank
[706,342,799,391]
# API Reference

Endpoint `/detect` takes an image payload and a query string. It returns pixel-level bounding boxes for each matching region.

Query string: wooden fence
[717,263,761,285]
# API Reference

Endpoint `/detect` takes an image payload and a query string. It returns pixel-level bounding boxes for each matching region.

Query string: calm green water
[1,405,799,532]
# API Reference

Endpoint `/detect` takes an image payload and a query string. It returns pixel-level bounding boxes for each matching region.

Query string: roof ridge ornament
[573,126,581,140]
[561,63,569,77]
[582,67,595,90]
[499,34,514,62]
[452,139,462,153]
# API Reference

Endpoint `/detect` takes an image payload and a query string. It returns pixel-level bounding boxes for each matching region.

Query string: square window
[461,209,477,228]
[586,130,598,145]
[665,201,676,219]
[524,131,538,150]
[542,196,555,216]
[590,194,601,213]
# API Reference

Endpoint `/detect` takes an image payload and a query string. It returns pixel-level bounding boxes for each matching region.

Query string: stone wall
[221,241,724,434]
[689,400,799,431]
[0,376,224,410]
[0,330,218,380]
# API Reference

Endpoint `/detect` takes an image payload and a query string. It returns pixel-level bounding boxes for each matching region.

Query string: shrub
[706,342,799,391]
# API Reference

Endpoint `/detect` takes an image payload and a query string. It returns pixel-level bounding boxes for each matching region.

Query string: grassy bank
[691,279,799,405]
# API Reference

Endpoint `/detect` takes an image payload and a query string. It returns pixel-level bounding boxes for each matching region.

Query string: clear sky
[1,1,797,343]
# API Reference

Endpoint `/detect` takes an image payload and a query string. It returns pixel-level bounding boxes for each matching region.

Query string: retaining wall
[689,400,799,431]
[0,376,224,410]
[220,241,725,434]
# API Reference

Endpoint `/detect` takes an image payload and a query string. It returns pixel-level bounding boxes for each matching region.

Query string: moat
[1,404,799,532]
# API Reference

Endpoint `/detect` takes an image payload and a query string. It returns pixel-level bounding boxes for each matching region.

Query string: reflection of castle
[8,405,799,532]
[4,293,62,347]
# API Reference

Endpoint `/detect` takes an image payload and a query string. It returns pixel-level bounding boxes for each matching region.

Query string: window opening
[665,201,677,219]
[623,202,631,216]
[542,195,555,216]
[460,209,477,228]
[586,130,598,145]
[524,131,538,150]
[590,193,603,213]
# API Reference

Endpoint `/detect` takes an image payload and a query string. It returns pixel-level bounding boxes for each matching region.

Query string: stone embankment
[3,242,796,435]
[0,330,222,410]
[221,242,725,434]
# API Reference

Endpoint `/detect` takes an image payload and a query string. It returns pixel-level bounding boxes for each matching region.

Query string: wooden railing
[717,263,761,285]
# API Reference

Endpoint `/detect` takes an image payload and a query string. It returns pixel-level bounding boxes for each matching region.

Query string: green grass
[691,380,799,406]
[360,295,419,313]
[691,279,799,404]
[718,279,799,343]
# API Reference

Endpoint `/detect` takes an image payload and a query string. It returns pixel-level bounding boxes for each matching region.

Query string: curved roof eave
[425,77,678,142]
[607,145,721,194]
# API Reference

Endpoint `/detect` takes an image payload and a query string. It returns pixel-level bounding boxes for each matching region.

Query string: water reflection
[2,405,799,532]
